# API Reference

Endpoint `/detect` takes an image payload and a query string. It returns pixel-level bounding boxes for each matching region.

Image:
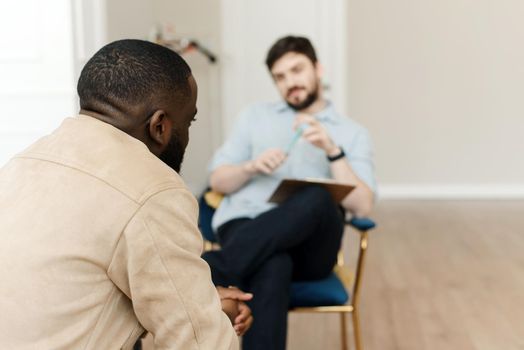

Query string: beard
[285,79,320,111]
[159,135,186,173]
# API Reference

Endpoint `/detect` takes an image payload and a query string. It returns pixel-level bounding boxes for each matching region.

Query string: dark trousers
[202,186,344,350]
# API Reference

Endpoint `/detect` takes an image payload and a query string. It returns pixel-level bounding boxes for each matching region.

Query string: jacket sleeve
[107,187,238,350]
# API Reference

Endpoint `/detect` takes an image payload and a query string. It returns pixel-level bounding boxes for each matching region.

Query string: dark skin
[80,75,253,336]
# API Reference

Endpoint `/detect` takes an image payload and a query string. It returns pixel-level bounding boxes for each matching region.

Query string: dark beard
[286,90,318,111]
[286,79,320,111]
[159,136,185,173]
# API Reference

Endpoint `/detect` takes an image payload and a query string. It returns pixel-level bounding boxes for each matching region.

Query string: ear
[147,109,173,155]
[315,62,324,80]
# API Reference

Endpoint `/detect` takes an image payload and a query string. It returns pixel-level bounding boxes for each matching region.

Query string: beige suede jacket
[0,115,238,350]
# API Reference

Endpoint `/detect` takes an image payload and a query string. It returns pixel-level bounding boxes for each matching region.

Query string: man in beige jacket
[0,39,250,349]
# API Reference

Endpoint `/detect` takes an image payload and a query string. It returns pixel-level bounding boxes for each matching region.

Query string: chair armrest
[347,217,376,231]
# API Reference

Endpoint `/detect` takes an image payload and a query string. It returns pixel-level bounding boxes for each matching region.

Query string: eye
[273,74,285,82]
[292,65,303,74]
[189,109,198,125]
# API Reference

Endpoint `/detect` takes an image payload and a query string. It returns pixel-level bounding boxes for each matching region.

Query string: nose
[283,75,299,91]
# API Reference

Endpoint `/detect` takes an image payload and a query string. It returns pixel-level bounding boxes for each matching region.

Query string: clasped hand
[216,286,254,336]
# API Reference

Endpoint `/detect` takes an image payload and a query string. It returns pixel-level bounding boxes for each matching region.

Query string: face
[159,75,198,173]
[270,52,321,110]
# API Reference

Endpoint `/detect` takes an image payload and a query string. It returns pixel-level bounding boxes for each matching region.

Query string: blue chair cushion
[198,194,218,243]
[289,272,349,308]
[349,217,376,231]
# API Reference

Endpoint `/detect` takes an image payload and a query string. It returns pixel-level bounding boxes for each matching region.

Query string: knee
[255,253,293,286]
[288,185,336,213]
[266,253,293,280]
[303,185,332,202]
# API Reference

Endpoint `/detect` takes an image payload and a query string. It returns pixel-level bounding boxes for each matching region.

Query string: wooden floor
[143,200,524,349]
[287,200,524,350]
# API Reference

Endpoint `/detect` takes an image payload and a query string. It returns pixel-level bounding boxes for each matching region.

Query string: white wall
[105,0,155,42]
[347,0,524,198]
[0,0,77,167]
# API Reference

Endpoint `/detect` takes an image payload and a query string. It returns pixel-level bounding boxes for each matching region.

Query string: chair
[198,191,376,350]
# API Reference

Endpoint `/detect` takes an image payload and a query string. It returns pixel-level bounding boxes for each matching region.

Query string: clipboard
[268,178,355,204]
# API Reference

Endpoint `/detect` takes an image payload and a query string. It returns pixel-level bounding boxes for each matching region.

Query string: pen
[285,126,304,155]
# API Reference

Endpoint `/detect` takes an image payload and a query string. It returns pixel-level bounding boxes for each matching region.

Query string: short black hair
[265,36,318,70]
[77,39,192,114]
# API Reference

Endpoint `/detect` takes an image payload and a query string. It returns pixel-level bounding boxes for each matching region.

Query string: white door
[0,0,78,167]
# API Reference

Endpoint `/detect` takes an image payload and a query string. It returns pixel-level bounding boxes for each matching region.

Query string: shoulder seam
[14,153,186,205]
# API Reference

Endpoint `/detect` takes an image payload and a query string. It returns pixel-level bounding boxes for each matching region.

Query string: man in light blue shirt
[203,36,376,350]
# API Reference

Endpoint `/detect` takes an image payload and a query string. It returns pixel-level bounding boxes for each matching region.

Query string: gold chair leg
[352,310,362,350]
[340,313,348,350]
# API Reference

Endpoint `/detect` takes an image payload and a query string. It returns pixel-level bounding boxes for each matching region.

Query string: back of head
[77,39,192,126]
[265,35,318,70]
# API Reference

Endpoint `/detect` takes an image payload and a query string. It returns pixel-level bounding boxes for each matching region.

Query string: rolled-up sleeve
[107,188,238,350]
[209,109,254,171]
[346,128,377,193]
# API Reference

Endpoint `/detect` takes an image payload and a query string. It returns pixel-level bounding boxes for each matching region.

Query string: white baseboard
[378,184,524,199]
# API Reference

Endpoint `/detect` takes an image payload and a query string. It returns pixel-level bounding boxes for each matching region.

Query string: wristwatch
[327,147,345,162]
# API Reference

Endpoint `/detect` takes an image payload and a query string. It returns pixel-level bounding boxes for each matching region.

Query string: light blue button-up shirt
[209,101,376,231]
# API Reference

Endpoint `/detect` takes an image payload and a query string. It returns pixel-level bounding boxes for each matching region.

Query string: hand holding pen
[245,113,338,176]
[292,113,339,156]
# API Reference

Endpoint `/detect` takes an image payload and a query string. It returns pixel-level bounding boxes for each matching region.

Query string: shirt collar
[274,100,340,124]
